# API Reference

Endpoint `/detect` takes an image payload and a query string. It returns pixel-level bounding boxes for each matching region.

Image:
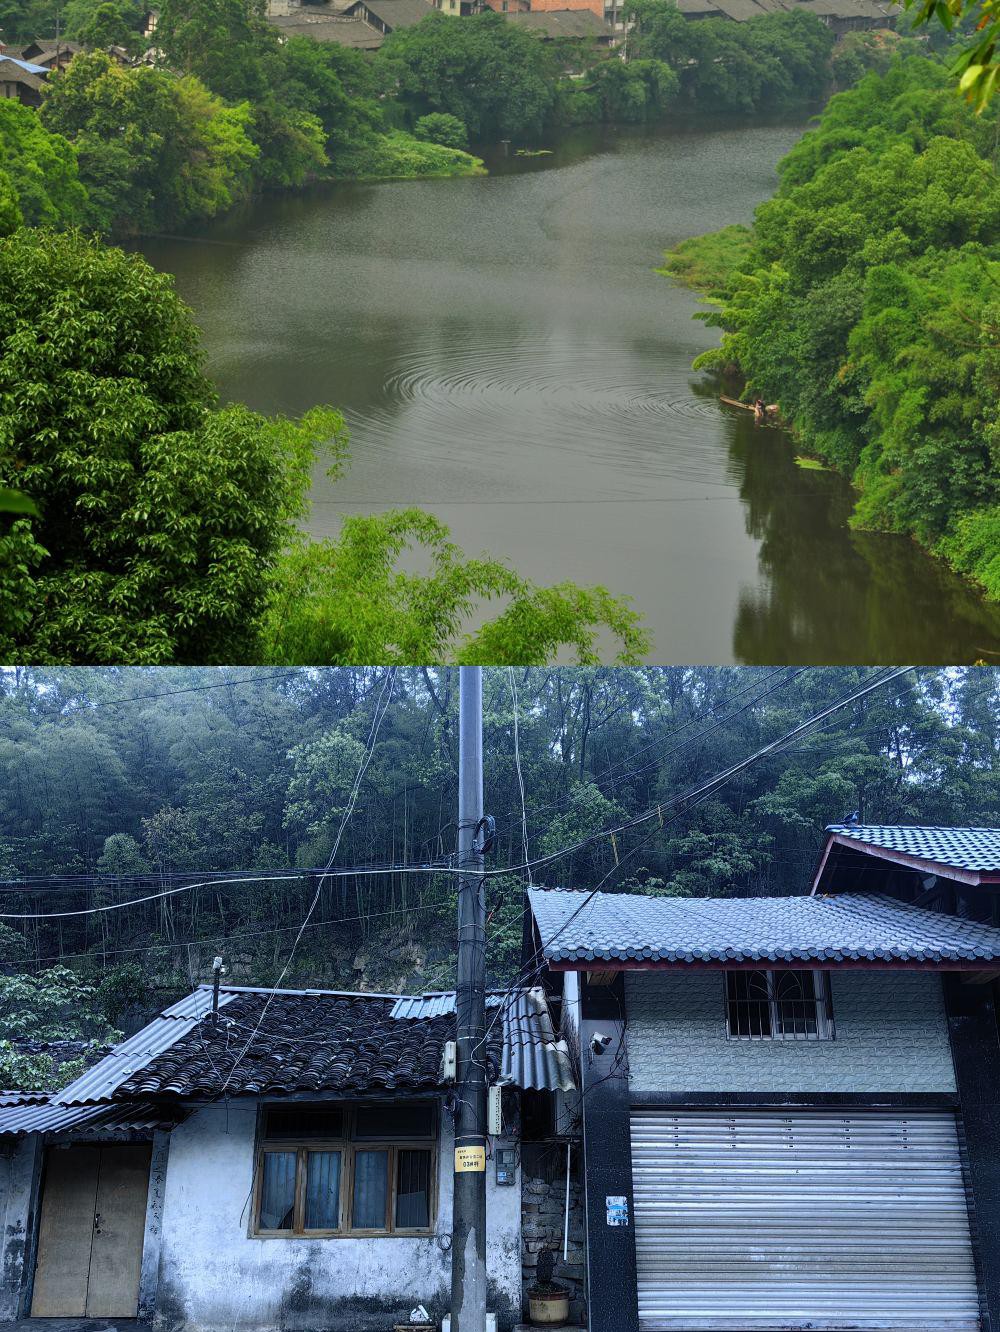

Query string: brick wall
[625,970,957,1093]
[521,1143,586,1325]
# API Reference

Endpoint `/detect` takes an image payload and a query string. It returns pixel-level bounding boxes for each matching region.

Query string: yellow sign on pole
[455,1145,486,1173]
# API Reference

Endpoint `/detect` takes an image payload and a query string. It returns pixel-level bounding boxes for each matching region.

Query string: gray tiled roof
[344,0,434,26]
[825,825,1000,874]
[527,888,1000,966]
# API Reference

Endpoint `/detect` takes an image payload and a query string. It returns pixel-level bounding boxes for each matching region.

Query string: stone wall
[520,1143,585,1326]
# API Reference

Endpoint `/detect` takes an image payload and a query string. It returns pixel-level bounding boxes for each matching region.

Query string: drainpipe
[563,1141,571,1261]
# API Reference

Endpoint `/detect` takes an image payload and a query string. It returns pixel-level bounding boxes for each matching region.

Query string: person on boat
[754,396,766,423]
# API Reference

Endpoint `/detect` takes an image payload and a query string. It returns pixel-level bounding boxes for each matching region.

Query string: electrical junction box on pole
[440,1040,457,1083]
[487,1084,503,1135]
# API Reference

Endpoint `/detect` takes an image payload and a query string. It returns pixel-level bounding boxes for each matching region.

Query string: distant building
[343,0,439,31]
[0,53,48,107]
[664,0,899,25]
[17,39,81,69]
[506,8,615,39]
[269,5,386,48]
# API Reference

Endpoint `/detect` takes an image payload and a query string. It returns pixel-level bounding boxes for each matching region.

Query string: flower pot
[528,1287,569,1325]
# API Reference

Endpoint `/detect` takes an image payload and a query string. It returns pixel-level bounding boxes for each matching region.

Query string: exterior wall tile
[625,971,956,1093]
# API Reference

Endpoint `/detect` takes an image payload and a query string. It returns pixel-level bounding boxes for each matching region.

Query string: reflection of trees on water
[706,392,1000,663]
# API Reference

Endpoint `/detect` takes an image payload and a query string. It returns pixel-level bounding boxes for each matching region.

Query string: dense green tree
[67,0,145,49]
[413,111,468,150]
[153,0,275,102]
[0,100,91,232]
[39,53,259,233]
[629,1,834,112]
[0,229,340,663]
[379,11,557,139]
[63,0,145,44]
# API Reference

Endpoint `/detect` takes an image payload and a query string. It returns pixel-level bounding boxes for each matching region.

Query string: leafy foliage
[263,510,649,664]
[629,1,836,112]
[0,228,341,662]
[378,11,558,139]
[668,58,1000,598]
[0,100,91,233]
[0,666,997,996]
[39,54,259,234]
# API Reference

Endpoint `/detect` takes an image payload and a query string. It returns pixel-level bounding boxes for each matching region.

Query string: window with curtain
[254,1101,436,1236]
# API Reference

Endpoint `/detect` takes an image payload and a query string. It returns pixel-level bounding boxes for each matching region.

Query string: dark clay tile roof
[507,9,611,36]
[114,992,462,1100]
[825,824,1000,875]
[270,13,385,44]
[527,888,1000,967]
[345,0,434,26]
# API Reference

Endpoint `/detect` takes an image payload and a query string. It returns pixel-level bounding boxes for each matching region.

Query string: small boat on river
[720,395,782,424]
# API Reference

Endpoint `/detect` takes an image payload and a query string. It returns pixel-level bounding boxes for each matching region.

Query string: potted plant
[528,1249,569,1326]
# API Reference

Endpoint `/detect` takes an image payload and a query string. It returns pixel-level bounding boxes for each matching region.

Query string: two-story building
[526,824,1000,1332]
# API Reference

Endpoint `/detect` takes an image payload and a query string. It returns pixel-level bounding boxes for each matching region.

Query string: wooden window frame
[725,969,835,1042]
[252,1101,438,1239]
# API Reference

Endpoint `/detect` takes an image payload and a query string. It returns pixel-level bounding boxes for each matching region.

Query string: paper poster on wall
[606,1195,629,1226]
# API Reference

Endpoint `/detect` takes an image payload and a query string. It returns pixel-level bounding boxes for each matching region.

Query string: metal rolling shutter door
[630,1108,981,1331]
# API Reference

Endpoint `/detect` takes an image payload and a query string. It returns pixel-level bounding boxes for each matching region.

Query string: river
[139,118,1000,664]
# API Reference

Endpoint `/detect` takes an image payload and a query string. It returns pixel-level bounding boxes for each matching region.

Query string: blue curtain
[352,1150,388,1229]
[305,1151,342,1230]
[260,1152,296,1230]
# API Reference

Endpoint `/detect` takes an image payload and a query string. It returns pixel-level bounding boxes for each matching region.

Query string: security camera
[590,1031,613,1057]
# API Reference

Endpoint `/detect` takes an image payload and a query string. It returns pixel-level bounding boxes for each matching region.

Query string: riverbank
[658,57,1000,610]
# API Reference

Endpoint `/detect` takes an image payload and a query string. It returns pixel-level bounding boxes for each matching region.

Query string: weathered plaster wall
[0,1137,40,1320]
[625,971,957,1093]
[156,1099,521,1332]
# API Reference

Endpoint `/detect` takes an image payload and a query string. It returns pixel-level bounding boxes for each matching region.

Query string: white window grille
[725,969,834,1040]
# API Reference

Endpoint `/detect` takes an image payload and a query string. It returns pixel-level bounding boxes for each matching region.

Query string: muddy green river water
[140,118,1000,663]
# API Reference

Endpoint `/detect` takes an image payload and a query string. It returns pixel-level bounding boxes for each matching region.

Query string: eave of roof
[528,887,1000,970]
[811,825,1000,892]
[0,1099,178,1139]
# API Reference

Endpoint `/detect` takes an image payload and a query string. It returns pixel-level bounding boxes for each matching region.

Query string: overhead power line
[0,667,915,925]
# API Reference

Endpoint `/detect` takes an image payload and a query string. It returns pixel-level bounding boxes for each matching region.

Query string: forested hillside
[1,667,997,1010]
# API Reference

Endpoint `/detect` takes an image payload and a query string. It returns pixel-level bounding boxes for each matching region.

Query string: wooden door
[30,1145,101,1316]
[87,1145,153,1316]
[31,1143,152,1318]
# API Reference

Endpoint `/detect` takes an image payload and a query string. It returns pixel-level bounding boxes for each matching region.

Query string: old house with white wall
[0,986,574,1332]
[527,824,1000,1332]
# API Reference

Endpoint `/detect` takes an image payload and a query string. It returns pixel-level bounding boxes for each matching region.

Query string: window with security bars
[254,1101,436,1237]
[725,969,834,1040]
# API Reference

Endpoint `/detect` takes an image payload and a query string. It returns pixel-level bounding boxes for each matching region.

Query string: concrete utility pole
[451,667,487,1332]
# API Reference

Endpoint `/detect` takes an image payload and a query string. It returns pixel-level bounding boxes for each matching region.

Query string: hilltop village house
[3,822,1000,1332]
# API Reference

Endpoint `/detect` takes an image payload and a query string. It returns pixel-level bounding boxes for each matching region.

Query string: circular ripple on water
[350,340,735,489]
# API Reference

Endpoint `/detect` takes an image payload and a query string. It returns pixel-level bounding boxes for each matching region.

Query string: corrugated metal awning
[0,1099,177,1139]
[391,987,575,1091]
[54,986,239,1105]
